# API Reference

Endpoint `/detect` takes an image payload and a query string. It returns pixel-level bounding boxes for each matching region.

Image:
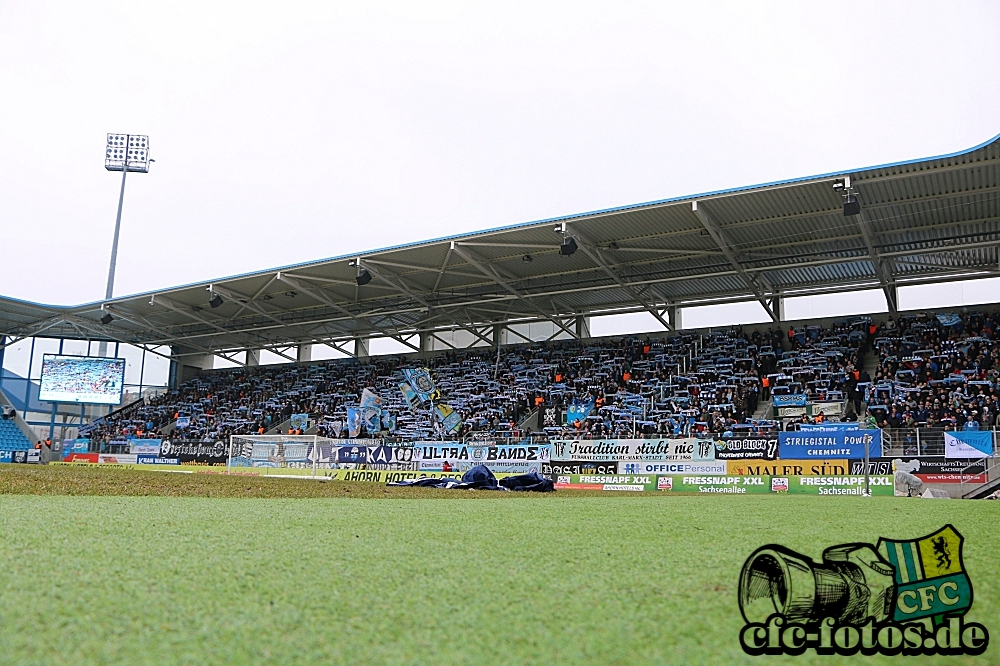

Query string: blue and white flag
[360,388,383,433]
[399,382,420,412]
[346,407,361,438]
[404,368,439,403]
[566,397,595,424]
[936,313,962,327]
[434,403,463,434]
[944,431,993,459]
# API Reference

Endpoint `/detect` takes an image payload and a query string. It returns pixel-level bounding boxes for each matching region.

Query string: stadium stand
[76,313,950,447]
[0,416,32,451]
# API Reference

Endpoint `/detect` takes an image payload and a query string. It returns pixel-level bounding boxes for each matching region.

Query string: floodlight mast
[104,134,150,300]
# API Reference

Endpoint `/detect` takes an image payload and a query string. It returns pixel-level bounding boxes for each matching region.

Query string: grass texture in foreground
[0,478,997,664]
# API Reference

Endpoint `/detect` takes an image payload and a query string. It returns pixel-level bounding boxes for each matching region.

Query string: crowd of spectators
[870,310,1000,431]
[79,309,1000,445]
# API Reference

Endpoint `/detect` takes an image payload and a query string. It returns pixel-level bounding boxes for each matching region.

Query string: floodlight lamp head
[105,133,151,173]
[356,268,372,286]
[100,312,114,325]
[209,293,224,308]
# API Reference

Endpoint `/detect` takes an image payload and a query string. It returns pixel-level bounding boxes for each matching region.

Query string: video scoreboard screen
[38,355,126,405]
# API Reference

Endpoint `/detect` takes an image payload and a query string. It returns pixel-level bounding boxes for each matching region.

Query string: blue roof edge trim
[8,130,1000,311]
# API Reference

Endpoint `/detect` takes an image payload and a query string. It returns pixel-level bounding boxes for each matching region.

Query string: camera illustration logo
[738,525,989,656]
[770,477,788,493]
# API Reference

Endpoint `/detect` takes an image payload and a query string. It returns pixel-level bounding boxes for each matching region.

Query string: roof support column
[575,315,590,339]
[355,337,370,359]
[667,305,682,331]
[493,324,506,348]
[246,349,260,367]
[769,293,785,322]
[296,344,312,363]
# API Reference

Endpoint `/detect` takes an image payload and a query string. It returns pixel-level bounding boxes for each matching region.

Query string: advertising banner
[129,439,162,456]
[160,440,228,464]
[62,439,90,461]
[778,475,894,496]
[98,454,138,465]
[551,438,714,462]
[726,460,849,476]
[12,451,27,463]
[543,461,620,476]
[618,460,727,475]
[713,434,778,460]
[0,451,11,463]
[773,394,807,407]
[136,455,180,465]
[778,430,882,459]
[552,474,771,493]
[26,450,40,463]
[944,431,993,459]
[851,457,988,483]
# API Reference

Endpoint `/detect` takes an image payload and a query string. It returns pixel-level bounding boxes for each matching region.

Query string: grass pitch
[0,467,997,665]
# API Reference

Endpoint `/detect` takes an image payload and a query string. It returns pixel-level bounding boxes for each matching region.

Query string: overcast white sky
[2,1,999,317]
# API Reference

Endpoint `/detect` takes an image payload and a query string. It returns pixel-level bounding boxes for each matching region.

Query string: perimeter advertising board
[543,461,620,476]
[551,438,715,462]
[618,460,727,475]
[780,475,894,495]
[778,430,882,459]
[713,434,779,460]
[850,457,988,483]
[552,473,893,495]
[726,460,850,476]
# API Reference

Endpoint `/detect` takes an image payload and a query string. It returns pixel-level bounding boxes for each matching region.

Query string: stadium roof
[3,131,1000,360]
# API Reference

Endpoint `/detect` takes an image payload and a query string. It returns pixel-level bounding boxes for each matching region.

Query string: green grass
[0,468,998,665]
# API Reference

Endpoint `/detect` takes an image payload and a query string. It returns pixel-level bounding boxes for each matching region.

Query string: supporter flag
[944,431,993,458]
[566,397,595,425]
[346,407,361,438]
[175,416,190,429]
[404,368,439,403]
[434,403,463,434]
[936,313,962,327]
[290,413,309,431]
[382,411,396,433]
[360,388,382,432]
[399,382,420,412]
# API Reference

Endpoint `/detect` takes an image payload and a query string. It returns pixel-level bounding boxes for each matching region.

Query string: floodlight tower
[104,134,151,300]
